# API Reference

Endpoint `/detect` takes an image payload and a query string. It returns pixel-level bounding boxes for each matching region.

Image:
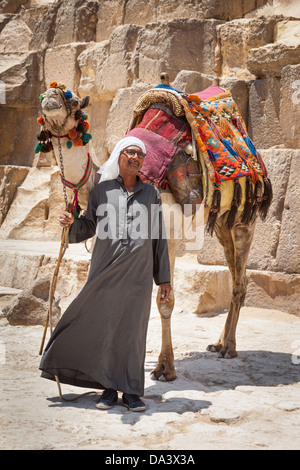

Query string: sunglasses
[122,149,146,159]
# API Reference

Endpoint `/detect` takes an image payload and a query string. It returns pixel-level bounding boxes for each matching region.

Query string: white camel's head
[40,83,90,134]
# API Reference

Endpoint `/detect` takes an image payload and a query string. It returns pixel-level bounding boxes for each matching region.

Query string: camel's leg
[207,215,255,358]
[151,237,177,381]
[151,190,181,381]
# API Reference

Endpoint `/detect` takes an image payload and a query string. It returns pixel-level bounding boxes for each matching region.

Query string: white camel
[38,82,99,215]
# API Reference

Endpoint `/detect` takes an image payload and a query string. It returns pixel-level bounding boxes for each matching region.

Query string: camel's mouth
[42,103,63,112]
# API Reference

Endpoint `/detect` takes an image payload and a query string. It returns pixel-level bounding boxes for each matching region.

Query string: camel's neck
[51,136,90,185]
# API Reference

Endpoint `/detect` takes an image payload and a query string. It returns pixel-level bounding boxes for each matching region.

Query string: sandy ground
[1,300,300,451]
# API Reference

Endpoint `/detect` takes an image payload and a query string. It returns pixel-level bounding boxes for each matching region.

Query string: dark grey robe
[40,176,170,396]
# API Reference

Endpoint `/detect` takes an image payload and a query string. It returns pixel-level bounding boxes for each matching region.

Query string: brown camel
[126,74,273,382]
[37,78,272,386]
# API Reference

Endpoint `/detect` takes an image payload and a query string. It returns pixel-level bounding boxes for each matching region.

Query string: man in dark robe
[40,137,171,412]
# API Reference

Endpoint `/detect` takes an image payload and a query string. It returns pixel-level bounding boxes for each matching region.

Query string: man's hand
[159,283,172,303]
[59,211,74,228]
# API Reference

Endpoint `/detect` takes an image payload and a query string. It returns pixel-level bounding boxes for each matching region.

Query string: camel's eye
[69,98,79,107]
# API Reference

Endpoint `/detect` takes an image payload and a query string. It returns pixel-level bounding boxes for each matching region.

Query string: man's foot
[122,393,146,412]
[95,389,118,410]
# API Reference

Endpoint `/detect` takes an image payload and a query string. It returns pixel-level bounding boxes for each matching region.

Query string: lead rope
[39,128,97,402]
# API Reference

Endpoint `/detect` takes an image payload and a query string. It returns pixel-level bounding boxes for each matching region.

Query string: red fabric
[136,107,191,149]
[193,85,226,101]
[126,127,177,187]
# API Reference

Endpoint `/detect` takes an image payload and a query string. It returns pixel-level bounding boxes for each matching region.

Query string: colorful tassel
[241,177,253,225]
[206,183,221,236]
[67,140,73,149]
[34,142,43,154]
[68,128,77,140]
[64,90,73,99]
[258,176,273,220]
[226,178,242,229]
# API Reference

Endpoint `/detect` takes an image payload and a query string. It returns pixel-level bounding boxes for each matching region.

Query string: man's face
[118,145,145,176]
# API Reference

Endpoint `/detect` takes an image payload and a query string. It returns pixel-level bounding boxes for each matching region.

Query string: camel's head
[40,82,90,134]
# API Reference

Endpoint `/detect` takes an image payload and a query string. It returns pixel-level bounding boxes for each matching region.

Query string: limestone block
[0,14,13,34]
[275,20,300,46]
[137,19,221,84]
[0,51,43,106]
[0,0,27,14]
[97,24,141,99]
[172,71,249,125]
[0,241,90,311]
[274,150,300,274]
[247,149,293,271]
[45,168,66,241]
[0,106,39,166]
[79,24,141,100]
[87,100,111,166]
[200,0,267,20]
[77,41,110,101]
[0,18,32,53]
[218,18,275,79]
[245,270,300,315]
[247,42,300,78]
[29,1,61,51]
[96,0,125,41]
[174,256,231,315]
[248,77,283,148]
[280,63,300,149]
[0,165,29,226]
[105,83,151,153]
[51,0,98,46]
[44,43,88,93]
[0,167,55,240]
[2,276,61,326]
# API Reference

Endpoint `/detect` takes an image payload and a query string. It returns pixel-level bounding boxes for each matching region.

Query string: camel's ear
[80,95,90,109]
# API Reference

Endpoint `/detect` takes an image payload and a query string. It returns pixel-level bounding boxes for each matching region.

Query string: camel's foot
[206,340,237,359]
[150,362,177,382]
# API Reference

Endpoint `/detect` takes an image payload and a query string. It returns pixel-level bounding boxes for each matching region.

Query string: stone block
[44,43,88,93]
[0,18,32,53]
[0,167,55,240]
[77,41,110,101]
[274,150,300,274]
[218,18,275,79]
[247,42,300,78]
[0,165,29,226]
[51,0,98,46]
[0,50,43,106]
[248,77,283,148]
[247,149,293,271]
[137,19,221,84]
[0,0,27,14]
[105,83,151,153]
[2,276,61,326]
[280,63,300,149]
[172,71,249,125]
[245,270,300,316]
[174,256,231,315]
[0,106,39,166]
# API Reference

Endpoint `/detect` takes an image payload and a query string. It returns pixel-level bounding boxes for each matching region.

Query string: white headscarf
[98,136,146,183]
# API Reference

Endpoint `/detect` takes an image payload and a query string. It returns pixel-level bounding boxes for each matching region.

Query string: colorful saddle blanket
[182,86,266,185]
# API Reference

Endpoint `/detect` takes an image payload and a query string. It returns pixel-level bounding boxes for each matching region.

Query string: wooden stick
[39,227,69,356]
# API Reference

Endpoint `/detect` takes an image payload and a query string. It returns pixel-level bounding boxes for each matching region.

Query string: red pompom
[68,128,77,139]
[37,116,44,125]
